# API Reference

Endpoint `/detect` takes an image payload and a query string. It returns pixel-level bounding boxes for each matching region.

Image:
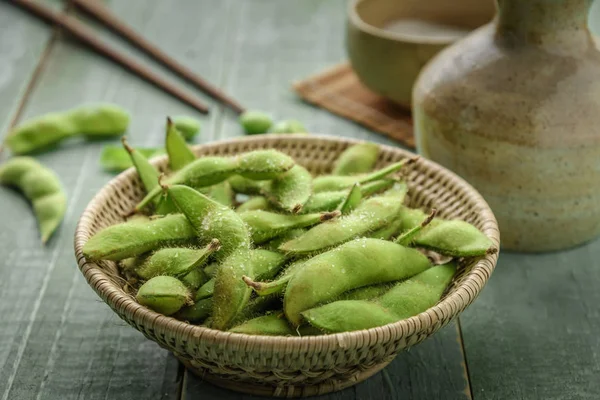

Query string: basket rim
[74,133,500,353]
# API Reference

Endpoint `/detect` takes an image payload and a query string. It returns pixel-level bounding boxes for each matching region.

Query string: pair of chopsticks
[10,0,245,115]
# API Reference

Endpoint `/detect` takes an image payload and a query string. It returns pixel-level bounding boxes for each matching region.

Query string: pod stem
[121,136,134,154]
[158,173,169,192]
[242,275,291,296]
[207,238,222,252]
[395,209,437,246]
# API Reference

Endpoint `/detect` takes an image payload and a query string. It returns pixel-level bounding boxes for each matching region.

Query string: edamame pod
[312,157,415,193]
[82,214,196,261]
[134,239,220,280]
[240,209,340,244]
[136,276,191,316]
[279,188,405,255]
[261,165,312,212]
[229,313,296,336]
[172,115,201,140]
[236,196,272,213]
[5,103,130,155]
[165,184,250,262]
[332,142,380,176]
[239,110,273,134]
[0,157,67,243]
[165,117,196,171]
[283,238,431,325]
[301,179,396,214]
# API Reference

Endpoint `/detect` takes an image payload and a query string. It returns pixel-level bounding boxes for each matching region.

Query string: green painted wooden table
[0,1,598,399]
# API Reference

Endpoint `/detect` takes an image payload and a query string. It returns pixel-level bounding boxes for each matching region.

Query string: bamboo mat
[293,63,415,149]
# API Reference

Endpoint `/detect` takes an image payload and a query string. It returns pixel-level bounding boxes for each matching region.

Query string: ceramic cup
[346,0,495,109]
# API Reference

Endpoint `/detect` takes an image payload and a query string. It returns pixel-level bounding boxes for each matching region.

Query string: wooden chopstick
[72,0,246,115]
[11,0,210,115]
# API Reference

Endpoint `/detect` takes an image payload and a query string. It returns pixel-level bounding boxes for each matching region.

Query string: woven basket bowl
[74,134,499,398]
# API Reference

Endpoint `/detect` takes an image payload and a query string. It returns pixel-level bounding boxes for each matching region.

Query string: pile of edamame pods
[81,123,497,336]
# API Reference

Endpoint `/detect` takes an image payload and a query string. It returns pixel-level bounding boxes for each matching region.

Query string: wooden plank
[460,244,600,400]
[0,0,235,399]
[0,1,54,138]
[183,0,471,397]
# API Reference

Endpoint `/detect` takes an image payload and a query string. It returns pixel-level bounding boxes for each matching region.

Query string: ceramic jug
[412,0,600,252]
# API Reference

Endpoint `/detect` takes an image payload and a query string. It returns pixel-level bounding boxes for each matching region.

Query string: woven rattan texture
[74,134,500,397]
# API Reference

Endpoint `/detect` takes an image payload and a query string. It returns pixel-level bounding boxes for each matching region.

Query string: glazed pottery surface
[413,0,600,252]
[591,0,600,35]
[346,0,495,109]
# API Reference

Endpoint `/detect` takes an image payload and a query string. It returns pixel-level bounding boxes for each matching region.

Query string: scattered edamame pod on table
[270,120,306,134]
[171,115,201,141]
[332,142,380,176]
[0,157,66,243]
[239,110,273,134]
[5,103,130,155]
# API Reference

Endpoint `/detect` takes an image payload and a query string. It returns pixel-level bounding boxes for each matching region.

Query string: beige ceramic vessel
[346,0,495,108]
[413,0,600,252]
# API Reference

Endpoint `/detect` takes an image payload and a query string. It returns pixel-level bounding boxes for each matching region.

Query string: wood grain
[460,245,600,400]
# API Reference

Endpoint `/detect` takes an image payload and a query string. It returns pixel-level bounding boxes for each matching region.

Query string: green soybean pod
[395,209,437,246]
[99,145,164,172]
[204,181,234,208]
[165,117,196,171]
[270,120,307,134]
[136,275,191,316]
[261,165,312,213]
[240,209,340,244]
[4,103,129,155]
[261,228,306,252]
[135,150,295,211]
[232,294,282,325]
[338,283,393,301]
[165,184,250,262]
[332,142,380,176]
[301,179,396,214]
[195,278,215,300]
[228,175,266,195]
[236,196,272,213]
[172,115,201,140]
[175,297,212,323]
[283,238,431,326]
[337,183,361,214]
[180,268,208,291]
[242,258,307,297]
[134,239,220,280]
[313,157,416,193]
[69,103,130,137]
[412,219,496,257]
[301,262,457,333]
[368,216,404,240]
[239,110,273,135]
[82,214,196,261]
[229,313,297,336]
[279,188,405,255]
[0,157,67,243]
[211,249,254,330]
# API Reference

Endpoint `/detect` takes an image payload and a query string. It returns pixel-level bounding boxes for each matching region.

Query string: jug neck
[495,0,594,52]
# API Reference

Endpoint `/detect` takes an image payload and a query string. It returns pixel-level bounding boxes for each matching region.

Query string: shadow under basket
[74,134,500,398]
